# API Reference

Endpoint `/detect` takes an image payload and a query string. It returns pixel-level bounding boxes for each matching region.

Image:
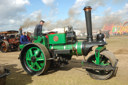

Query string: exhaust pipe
[84,6,93,42]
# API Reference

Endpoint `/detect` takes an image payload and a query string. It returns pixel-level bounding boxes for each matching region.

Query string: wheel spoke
[34,49,40,57]
[36,57,44,61]
[103,62,110,65]
[26,51,31,61]
[92,60,96,64]
[29,49,33,57]
[35,62,41,69]
[41,53,44,57]
[26,58,31,61]
[100,55,110,66]
[31,62,35,67]
[40,62,45,67]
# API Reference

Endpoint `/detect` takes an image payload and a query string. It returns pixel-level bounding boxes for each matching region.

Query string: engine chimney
[84,6,93,42]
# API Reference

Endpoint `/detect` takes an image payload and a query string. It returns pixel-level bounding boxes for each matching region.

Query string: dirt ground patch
[0,36,128,85]
[114,49,128,54]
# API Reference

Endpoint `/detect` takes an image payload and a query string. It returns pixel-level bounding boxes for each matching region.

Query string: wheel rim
[26,47,45,71]
[92,55,110,66]
[87,54,112,75]
[1,42,7,52]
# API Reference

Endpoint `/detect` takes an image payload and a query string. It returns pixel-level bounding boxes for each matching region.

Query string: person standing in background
[27,32,31,42]
[20,32,30,44]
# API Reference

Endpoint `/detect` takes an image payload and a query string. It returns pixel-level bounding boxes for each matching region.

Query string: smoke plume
[21,12,42,28]
[43,0,107,32]
[21,0,128,33]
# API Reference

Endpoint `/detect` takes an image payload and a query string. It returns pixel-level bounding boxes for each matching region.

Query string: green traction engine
[19,6,118,80]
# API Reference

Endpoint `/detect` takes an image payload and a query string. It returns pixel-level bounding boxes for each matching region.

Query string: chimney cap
[83,6,92,11]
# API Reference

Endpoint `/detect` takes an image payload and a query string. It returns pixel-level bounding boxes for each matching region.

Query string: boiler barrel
[49,41,83,55]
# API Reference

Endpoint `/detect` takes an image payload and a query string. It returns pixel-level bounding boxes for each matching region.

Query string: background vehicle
[19,6,118,80]
[0,30,20,52]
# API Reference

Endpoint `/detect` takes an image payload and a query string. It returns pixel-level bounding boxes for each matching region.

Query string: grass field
[0,36,128,85]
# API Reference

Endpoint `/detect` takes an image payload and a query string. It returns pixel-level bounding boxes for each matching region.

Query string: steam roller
[19,6,118,80]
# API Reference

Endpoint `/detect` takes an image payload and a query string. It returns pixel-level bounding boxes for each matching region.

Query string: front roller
[85,50,118,80]
[19,43,50,75]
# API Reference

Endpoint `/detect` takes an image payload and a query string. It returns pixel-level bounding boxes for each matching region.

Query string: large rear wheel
[20,43,50,75]
[86,50,117,80]
[0,41,9,53]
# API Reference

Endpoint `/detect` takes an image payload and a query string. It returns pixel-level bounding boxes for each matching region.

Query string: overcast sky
[0,0,128,32]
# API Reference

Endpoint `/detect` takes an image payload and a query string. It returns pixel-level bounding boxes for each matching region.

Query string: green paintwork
[26,47,45,71]
[49,41,82,55]
[19,44,25,50]
[34,36,48,48]
[19,36,48,50]
[48,33,66,44]
[76,42,82,55]
[94,46,108,65]
[20,32,109,66]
